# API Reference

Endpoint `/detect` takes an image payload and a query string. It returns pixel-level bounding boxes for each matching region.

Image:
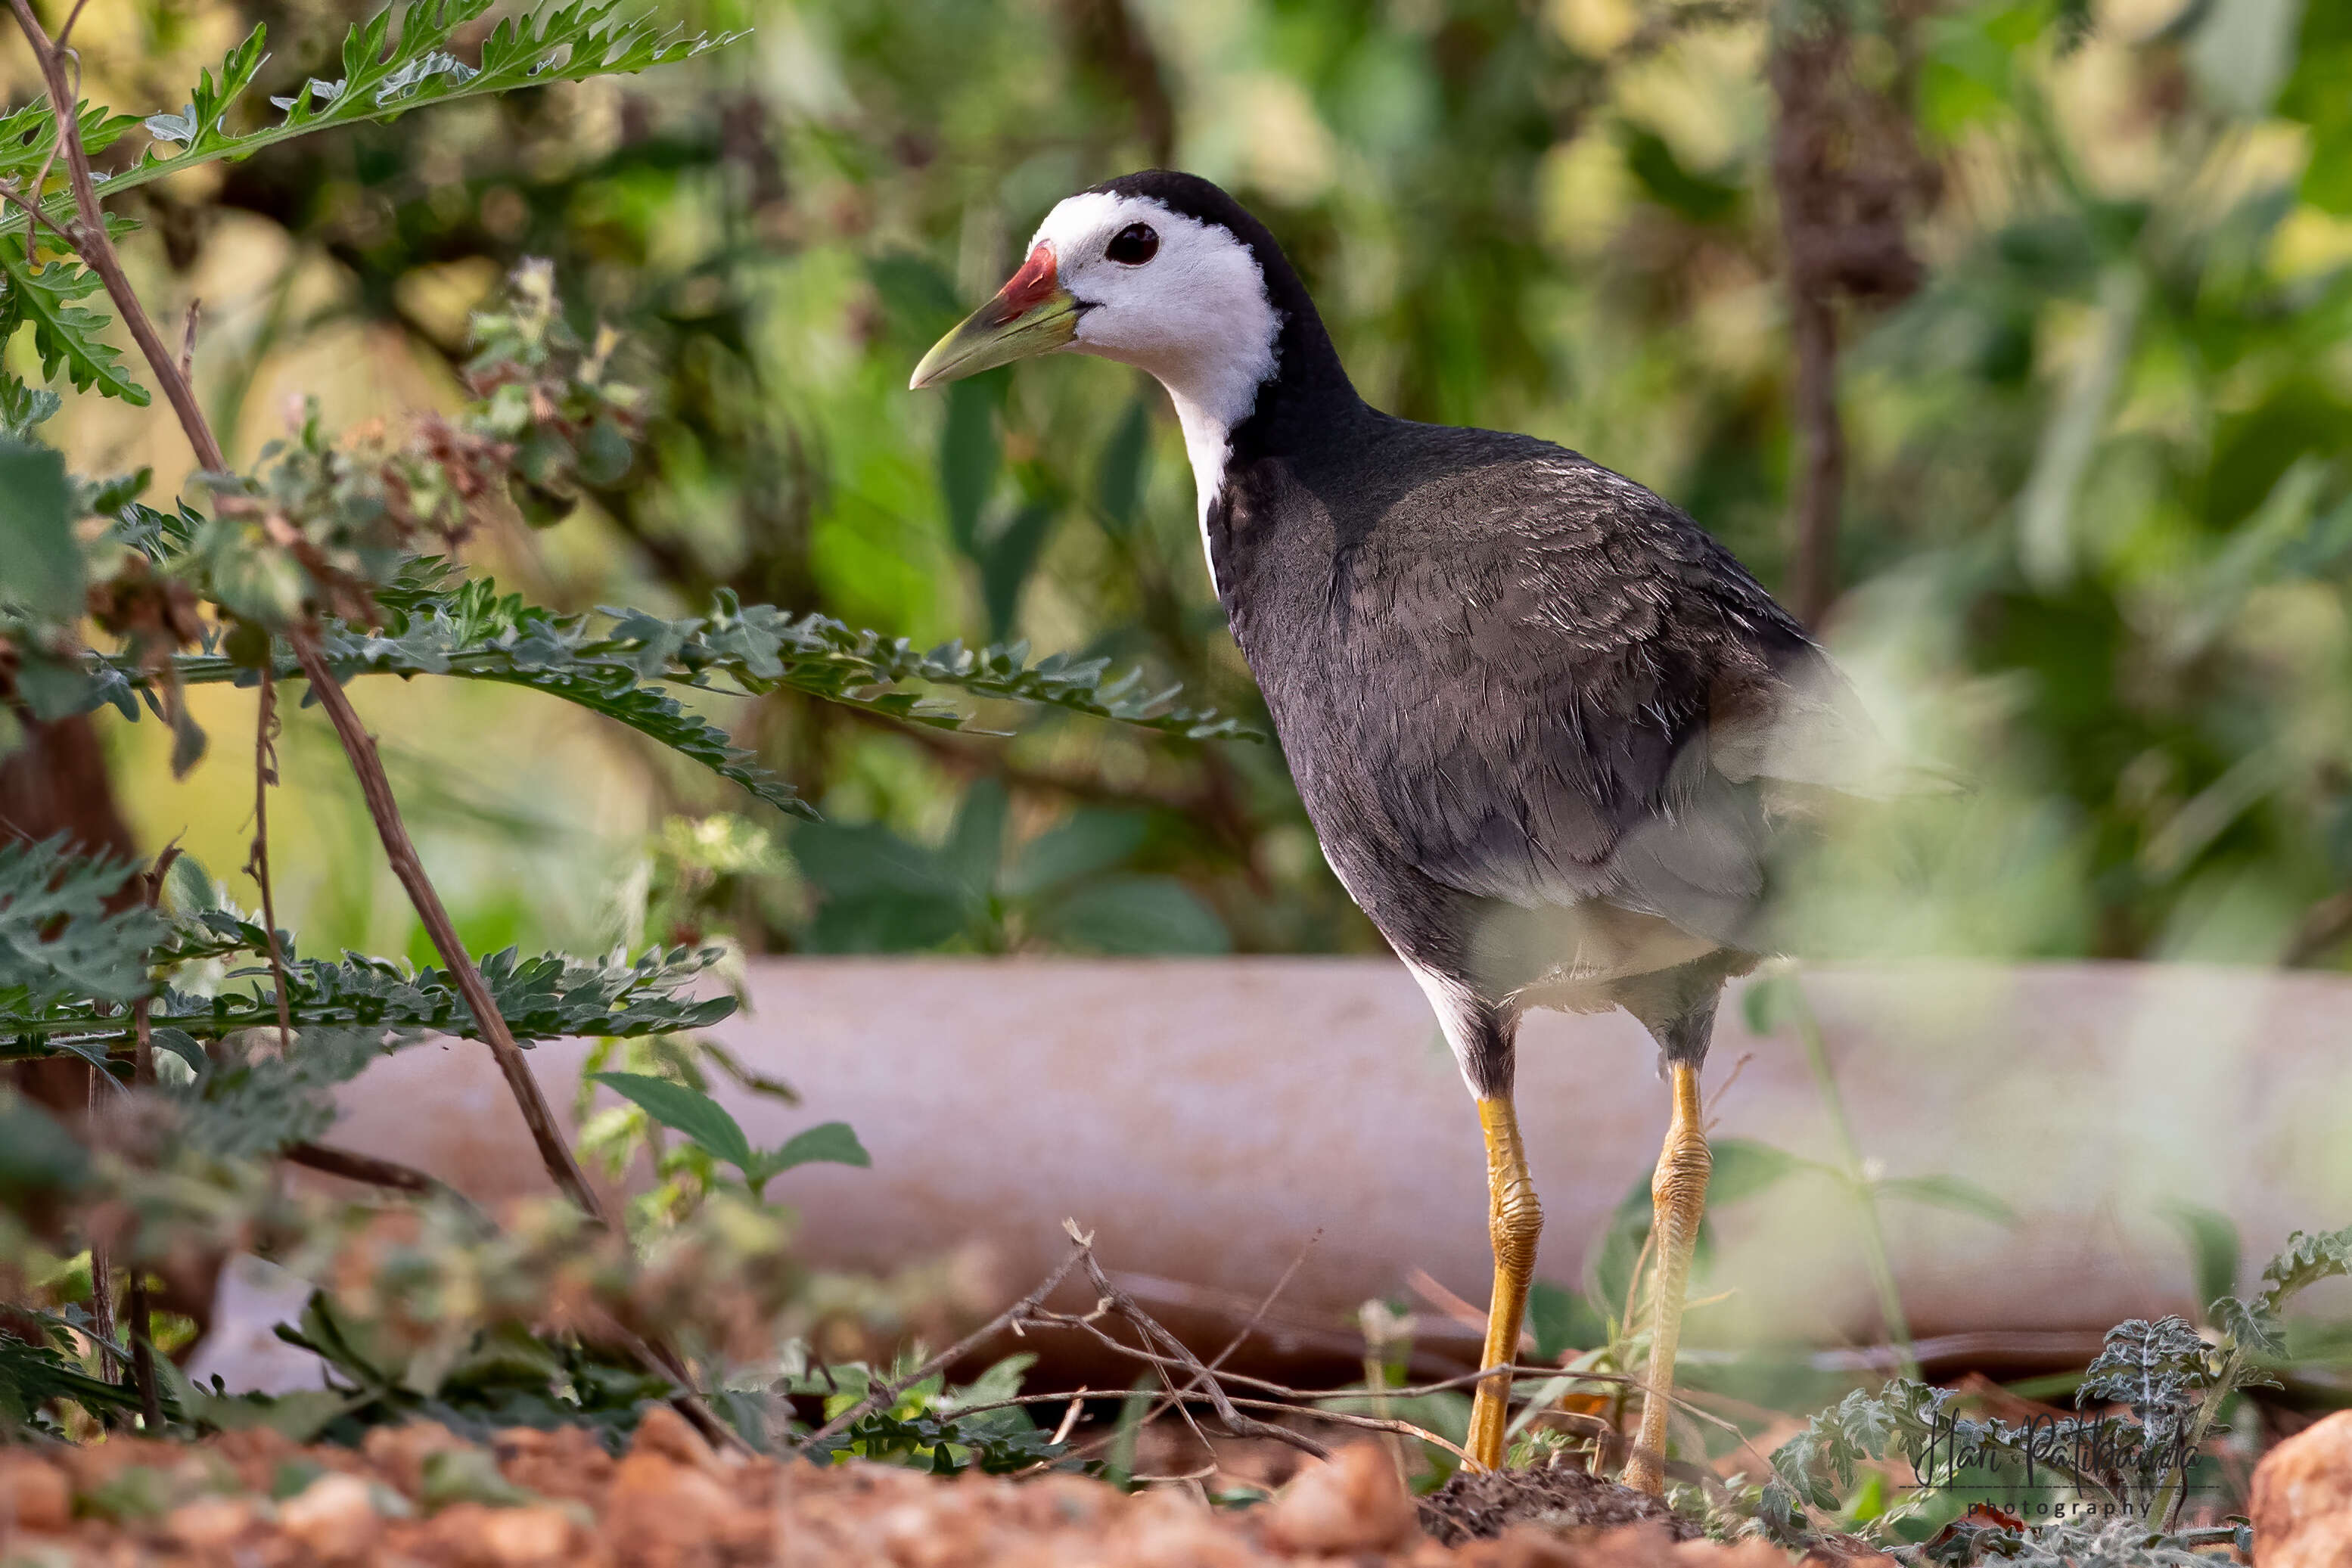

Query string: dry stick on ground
[0,0,747,1452]
[1063,1233,1322,1467]
[801,1240,1098,1451]
[1073,1247,1331,1461]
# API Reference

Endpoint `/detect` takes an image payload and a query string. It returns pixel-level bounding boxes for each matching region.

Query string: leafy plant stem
[1788,971,1920,1381]
[288,629,610,1224]
[2,0,611,1228]
[2,0,223,470]
[2152,1346,2241,1529]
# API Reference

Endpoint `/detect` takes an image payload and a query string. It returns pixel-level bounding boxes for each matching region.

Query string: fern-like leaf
[1,0,742,239]
[1,936,732,1056]
[85,564,1256,819]
[0,837,158,1012]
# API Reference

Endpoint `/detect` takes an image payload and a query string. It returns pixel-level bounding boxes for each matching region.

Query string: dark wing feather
[1328,435,1844,949]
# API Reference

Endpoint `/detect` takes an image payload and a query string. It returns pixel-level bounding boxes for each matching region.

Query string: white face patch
[1029,191,1282,590]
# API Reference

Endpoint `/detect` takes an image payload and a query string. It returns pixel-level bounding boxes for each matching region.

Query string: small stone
[605,1450,744,1564]
[163,1494,258,1549]
[629,1405,719,1471]
[2252,1408,2352,1568]
[1261,1443,1419,1555]
[427,1501,581,1566]
[362,1420,474,1501]
[1115,1489,1273,1566]
[0,1453,70,1533]
[278,1471,380,1563]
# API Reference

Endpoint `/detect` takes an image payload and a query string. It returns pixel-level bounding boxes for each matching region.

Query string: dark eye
[1105,222,1158,265]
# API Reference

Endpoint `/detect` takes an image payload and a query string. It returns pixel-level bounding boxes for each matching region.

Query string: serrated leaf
[0,241,150,404]
[2,932,732,1058]
[0,837,157,1012]
[2211,1293,2284,1357]
[2258,1223,2352,1312]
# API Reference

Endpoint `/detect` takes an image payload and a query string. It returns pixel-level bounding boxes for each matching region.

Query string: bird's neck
[1159,266,1363,573]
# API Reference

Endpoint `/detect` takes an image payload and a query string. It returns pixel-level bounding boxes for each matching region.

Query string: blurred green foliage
[39,0,2352,968]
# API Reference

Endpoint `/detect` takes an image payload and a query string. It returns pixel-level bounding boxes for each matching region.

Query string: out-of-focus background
[28,0,2352,980]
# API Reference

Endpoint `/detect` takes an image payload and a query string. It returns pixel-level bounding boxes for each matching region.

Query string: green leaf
[2211,1294,2285,1357]
[0,241,150,405]
[1740,970,1799,1036]
[1004,812,1148,898]
[2,934,732,1057]
[976,501,1055,641]
[758,1120,870,1175]
[1527,1278,1595,1362]
[1870,1174,2018,1227]
[1036,876,1230,955]
[940,373,1002,557]
[2165,1203,2242,1313]
[1706,1138,1816,1207]
[943,780,1008,895]
[0,434,79,619]
[0,1093,91,1194]
[1095,399,1151,536]
[173,1029,387,1160]
[590,1070,753,1169]
[101,566,1260,793]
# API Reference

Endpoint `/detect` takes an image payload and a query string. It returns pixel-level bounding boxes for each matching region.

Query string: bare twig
[83,1067,120,1380]
[584,1307,750,1457]
[278,1141,493,1228]
[247,668,294,1052]
[1084,1233,1322,1464]
[177,299,200,383]
[1072,1248,1331,1460]
[801,1238,1095,1451]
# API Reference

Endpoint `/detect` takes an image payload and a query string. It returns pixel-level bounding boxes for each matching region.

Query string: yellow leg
[1465,1094,1543,1470]
[1623,1063,1709,1494]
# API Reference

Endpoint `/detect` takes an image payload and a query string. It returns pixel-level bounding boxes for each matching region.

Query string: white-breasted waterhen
[912,170,1888,1489]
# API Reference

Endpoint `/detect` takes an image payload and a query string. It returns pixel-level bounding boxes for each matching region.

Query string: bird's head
[909,173,1285,435]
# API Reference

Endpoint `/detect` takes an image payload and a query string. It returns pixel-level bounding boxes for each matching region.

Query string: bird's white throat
[1030,190,1283,589]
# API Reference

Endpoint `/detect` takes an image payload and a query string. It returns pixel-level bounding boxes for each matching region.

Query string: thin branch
[1073,1246,1330,1460]
[247,667,294,1052]
[83,1066,120,1382]
[802,1238,1095,1451]
[1088,1233,1322,1462]
[177,299,200,383]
